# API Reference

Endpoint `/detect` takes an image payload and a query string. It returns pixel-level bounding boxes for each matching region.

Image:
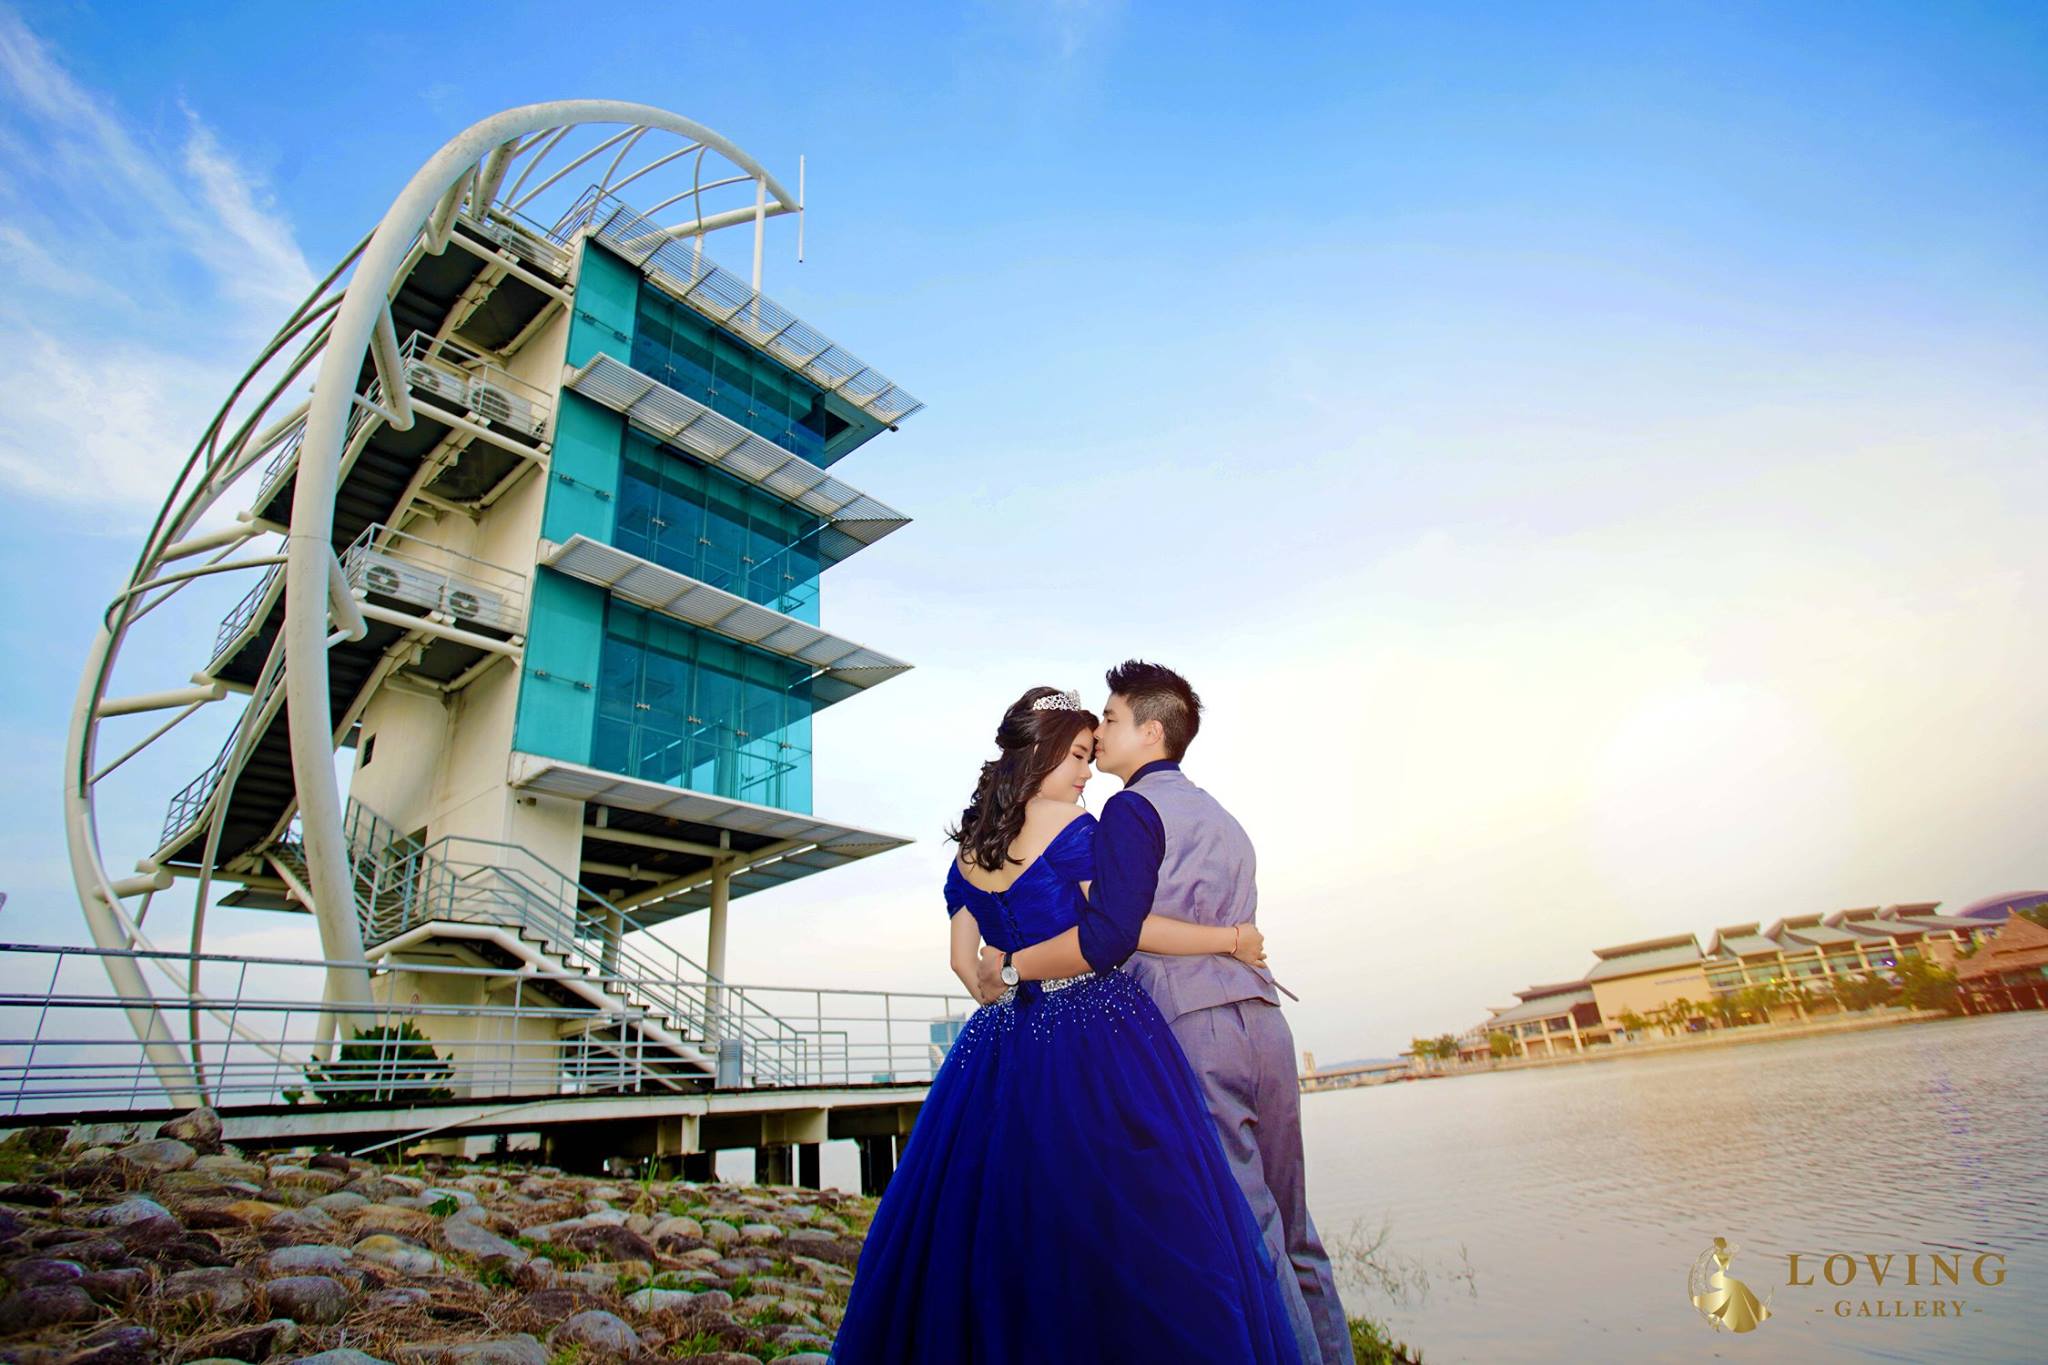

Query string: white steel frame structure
[60,102,876,1105]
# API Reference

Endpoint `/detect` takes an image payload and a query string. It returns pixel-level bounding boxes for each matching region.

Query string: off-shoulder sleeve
[943,861,968,918]
[1042,812,1099,883]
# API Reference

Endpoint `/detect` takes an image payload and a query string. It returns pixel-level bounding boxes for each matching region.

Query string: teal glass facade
[515,240,887,816]
[615,432,822,622]
[592,598,814,812]
[630,283,888,467]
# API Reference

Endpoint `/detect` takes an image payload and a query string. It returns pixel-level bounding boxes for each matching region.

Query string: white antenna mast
[797,154,806,263]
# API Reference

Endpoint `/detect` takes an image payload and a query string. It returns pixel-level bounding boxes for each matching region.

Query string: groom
[979,659,1354,1365]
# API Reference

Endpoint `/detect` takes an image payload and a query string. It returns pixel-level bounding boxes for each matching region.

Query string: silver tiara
[1031,688,1084,713]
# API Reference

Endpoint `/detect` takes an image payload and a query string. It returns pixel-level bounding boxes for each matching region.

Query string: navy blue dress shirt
[1075,758,1178,976]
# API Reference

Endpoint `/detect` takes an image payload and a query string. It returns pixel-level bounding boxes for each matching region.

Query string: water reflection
[1302,1013,2045,1362]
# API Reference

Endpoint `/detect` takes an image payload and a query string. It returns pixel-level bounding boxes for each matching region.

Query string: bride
[828,686,1303,1364]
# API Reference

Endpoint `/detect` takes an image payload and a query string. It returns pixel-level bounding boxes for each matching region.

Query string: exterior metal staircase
[336,799,817,1086]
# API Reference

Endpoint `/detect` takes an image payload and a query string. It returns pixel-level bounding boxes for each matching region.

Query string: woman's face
[1035,725,1097,804]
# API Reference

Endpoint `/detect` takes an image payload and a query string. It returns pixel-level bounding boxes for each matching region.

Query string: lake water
[1297,1011,2047,1363]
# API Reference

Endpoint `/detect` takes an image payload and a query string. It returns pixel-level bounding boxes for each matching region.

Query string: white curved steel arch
[65,101,801,1105]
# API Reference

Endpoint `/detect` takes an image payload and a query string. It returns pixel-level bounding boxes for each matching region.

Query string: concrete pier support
[755,1142,792,1185]
[856,1134,896,1196]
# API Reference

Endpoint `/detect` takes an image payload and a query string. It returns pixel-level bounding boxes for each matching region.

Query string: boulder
[76,1267,151,1304]
[546,1309,638,1354]
[436,1217,526,1264]
[56,1323,158,1365]
[263,1244,352,1274]
[0,1283,96,1333]
[80,1196,174,1229]
[5,1258,86,1288]
[112,1139,195,1173]
[156,1107,223,1154]
[351,1234,440,1276]
[187,1319,299,1363]
[264,1275,351,1325]
[159,1265,257,1317]
[393,1337,546,1365]
[191,1156,267,1183]
[556,1222,658,1264]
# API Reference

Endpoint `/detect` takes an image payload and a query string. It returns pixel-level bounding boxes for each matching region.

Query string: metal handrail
[338,521,528,635]
[341,800,816,1083]
[215,563,284,658]
[160,658,286,846]
[0,941,973,1113]
[262,329,552,494]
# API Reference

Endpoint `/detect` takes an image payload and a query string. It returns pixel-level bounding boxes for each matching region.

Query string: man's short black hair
[1105,659,1202,761]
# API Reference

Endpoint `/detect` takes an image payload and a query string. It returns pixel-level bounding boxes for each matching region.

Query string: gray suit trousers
[1167,996,1355,1365]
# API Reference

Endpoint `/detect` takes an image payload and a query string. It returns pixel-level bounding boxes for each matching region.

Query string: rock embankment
[0,1109,875,1364]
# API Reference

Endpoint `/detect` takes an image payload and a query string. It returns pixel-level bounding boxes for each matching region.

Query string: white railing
[260,330,552,492]
[340,522,528,635]
[0,943,981,1116]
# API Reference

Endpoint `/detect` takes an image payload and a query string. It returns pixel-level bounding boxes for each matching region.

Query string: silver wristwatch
[1000,950,1019,986]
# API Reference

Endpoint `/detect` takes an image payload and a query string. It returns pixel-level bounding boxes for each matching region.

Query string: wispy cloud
[0,7,314,517]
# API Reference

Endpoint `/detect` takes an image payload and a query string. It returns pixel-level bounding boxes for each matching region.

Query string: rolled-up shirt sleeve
[1077,789,1164,975]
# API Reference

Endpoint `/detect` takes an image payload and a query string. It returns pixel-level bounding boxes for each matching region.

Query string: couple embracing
[831,661,1354,1364]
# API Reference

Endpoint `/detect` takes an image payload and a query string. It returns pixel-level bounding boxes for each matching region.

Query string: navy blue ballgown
[828,812,1303,1364]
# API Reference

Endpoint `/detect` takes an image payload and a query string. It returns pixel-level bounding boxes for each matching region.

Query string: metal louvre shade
[539,534,911,691]
[579,196,924,425]
[565,355,910,567]
[508,752,911,912]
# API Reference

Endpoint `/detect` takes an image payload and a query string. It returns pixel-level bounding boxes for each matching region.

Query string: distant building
[1952,890,2048,923]
[1444,900,2018,1063]
[1955,914,2048,1012]
[1468,980,1608,1060]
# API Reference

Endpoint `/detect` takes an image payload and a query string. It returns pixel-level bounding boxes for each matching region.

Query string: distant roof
[1586,938,1704,982]
[1888,911,1997,932]
[1591,932,1700,959]
[1764,914,1824,938]
[1776,921,1863,948]
[1954,891,2048,921]
[1489,987,1597,1026]
[1706,923,1779,958]
[1956,915,2048,980]
[1515,980,1588,1000]
[1831,921,1894,940]
[1826,906,1885,926]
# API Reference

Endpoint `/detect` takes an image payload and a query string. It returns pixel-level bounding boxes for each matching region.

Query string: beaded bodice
[944,811,1098,954]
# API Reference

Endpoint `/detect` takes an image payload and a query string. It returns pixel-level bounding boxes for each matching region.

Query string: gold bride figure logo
[1689,1236,1775,1333]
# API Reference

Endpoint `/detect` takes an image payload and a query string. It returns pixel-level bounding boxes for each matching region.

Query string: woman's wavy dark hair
[945,686,1099,873]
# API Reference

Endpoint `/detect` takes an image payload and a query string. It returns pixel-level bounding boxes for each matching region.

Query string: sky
[1,0,2043,1064]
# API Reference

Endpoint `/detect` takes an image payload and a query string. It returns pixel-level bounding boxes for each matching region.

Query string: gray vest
[1117,767,1281,1023]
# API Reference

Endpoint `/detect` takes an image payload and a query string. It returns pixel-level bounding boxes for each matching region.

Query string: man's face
[1094,693,1150,779]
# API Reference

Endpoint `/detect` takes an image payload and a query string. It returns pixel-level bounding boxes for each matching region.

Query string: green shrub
[288,1020,455,1105]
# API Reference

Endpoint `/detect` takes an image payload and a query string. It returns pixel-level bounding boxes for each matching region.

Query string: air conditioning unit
[469,380,541,435]
[351,550,448,611]
[443,584,512,631]
[404,360,468,405]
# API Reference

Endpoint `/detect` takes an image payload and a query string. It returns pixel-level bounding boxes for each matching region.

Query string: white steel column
[705,861,731,1040]
[289,101,794,1021]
